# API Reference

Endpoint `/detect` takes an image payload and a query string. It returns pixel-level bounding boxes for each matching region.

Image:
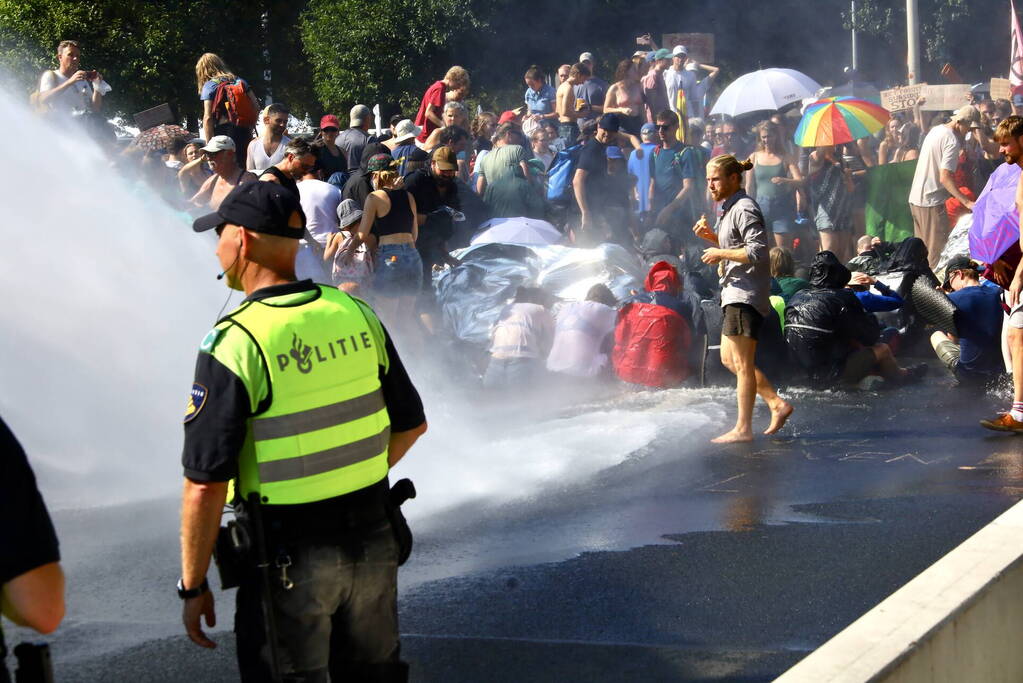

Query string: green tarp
[865,159,917,244]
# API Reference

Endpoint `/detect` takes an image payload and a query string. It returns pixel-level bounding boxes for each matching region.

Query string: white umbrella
[709,68,823,117]
[470,217,563,246]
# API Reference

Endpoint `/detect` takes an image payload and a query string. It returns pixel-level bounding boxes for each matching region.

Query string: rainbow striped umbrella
[794,96,890,147]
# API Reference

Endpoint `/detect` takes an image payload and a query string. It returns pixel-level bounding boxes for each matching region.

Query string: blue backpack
[546,143,583,203]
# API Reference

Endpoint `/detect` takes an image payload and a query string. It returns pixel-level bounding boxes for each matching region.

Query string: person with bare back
[694,154,793,443]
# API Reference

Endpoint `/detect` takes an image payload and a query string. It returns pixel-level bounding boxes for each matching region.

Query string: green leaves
[299,0,482,115]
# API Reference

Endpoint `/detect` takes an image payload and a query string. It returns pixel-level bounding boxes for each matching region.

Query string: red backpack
[211,77,257,128]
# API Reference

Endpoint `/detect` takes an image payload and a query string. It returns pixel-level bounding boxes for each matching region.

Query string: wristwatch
[176,577,210,600]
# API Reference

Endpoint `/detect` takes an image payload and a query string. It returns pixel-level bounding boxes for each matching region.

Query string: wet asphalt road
[7,371,1023,682]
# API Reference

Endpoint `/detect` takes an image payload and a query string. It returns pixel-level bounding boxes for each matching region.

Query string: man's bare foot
[712,429,754,443]
[764,401,793,435]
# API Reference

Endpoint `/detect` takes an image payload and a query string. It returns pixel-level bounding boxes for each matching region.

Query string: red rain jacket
[612,262,691,387]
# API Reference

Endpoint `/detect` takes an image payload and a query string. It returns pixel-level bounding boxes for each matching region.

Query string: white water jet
[1,85,723,520]
[0,90,224,508]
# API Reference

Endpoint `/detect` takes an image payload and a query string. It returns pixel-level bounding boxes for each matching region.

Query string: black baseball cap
[192,181,306,238]
[942,255,979,288]
[598,112,621,132]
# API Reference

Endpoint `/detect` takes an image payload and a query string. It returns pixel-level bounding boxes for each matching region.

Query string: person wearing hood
[694,155,792,442]
[612,261,693,387]
[785,251,926,388]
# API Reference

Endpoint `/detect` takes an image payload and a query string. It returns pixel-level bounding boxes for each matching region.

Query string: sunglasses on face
[322,127,339,133]
[656,123,675,131]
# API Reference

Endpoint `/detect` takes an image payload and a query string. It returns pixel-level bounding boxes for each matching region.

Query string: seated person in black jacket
[785,251,926,389]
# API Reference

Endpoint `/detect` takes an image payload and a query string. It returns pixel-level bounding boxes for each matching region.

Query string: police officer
[178,181,426,682]
[1,416,65,683]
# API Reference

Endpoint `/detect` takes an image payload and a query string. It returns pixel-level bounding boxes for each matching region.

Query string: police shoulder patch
[199,328,223,353]
[184,383,208,423]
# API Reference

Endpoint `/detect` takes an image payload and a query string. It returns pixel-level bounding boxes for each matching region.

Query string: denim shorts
[756,194,795,234]
[373,243,423,297]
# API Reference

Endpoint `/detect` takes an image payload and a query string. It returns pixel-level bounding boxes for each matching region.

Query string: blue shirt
[627,142,657,213]
[652,143,698,207]
[948,284,1003,375]
[854,281,903,312]
[524,83,557,115]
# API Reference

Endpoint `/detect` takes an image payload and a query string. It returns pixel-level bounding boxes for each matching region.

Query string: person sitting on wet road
[546,284,620,380]
[933,256,1004,387]
[847,234,894,276]
[483,287,555,389]
[785,251,927,390]
[612,260,693,387]
[769,246,809,304]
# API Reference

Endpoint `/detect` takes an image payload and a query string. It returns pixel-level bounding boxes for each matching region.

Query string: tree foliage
[0,0,320,128]
[845,0,1011,80]
[0,0,1015,127]
[299,0,484,116]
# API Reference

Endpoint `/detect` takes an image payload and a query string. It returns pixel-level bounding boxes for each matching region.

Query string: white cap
[579,52,594,63]
[672,45,688,56]
[200,135,235,153]
[393,119,422,143]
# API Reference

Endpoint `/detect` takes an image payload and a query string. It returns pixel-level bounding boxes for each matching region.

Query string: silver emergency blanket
[435,242,646,346]
[935,213,972,275]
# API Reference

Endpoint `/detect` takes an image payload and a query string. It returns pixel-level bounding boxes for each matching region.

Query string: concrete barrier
[776,498,1023,683]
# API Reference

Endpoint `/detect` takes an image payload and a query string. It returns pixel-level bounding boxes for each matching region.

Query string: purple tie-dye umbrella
[970,161,1022,264]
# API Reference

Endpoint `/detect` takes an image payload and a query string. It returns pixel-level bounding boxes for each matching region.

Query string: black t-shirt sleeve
[577,141,607,176]
[378,325,426,432]
[0,417,60,585]
[181,352,253,482]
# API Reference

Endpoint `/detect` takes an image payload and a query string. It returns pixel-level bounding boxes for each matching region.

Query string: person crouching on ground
[935,256,1004,391]
[484,287,555,389]
[612,261,693,388]
[694,154,792,442]
[547,284,619,380]
[785,251,927,390]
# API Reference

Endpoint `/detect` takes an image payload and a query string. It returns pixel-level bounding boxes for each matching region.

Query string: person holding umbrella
[794,97,892,262]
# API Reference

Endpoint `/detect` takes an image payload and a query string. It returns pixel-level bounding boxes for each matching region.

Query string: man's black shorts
[721,303,763,341]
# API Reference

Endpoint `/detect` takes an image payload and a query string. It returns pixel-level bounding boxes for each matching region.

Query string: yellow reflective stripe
[256,427,390,483]
[251,389,386,441]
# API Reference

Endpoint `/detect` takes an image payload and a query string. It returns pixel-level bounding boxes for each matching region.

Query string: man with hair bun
[694,154,793,443]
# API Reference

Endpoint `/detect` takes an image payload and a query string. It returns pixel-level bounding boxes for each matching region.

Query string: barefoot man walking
[695,154,793,442]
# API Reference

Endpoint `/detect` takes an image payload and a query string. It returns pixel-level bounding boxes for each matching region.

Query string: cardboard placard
[881,84,926,112]
[919,84,972,111]
[991,77,1012,102]
[133,103,176,131]
[661,32,715,65]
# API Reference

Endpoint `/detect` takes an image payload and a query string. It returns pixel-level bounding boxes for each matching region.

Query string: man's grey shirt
[716,189,771,316]
[337,127,370,172]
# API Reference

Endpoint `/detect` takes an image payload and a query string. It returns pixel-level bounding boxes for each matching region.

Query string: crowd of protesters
[34,38,1023,432]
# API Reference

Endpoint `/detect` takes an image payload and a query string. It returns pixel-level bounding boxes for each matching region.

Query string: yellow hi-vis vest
[213,285,391,505]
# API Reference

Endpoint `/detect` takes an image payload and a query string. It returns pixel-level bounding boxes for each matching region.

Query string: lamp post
[851,0,859,72]
[907,0,921,84]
